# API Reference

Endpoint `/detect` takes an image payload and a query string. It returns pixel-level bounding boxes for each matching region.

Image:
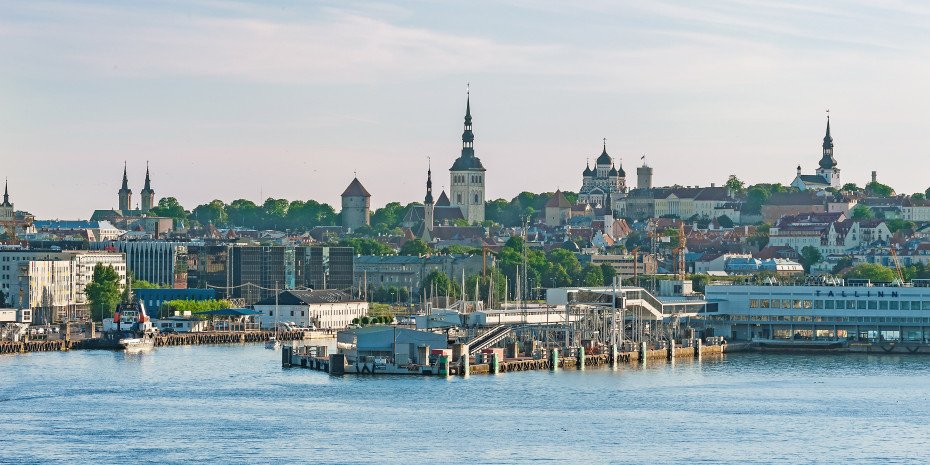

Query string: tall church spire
[118,161,133,211]
[461,86,474,157]
[143,162,152,191]
[141,161,155,212]
[425,159,434,205]
[819,115,837,169]
[1,179,10,207]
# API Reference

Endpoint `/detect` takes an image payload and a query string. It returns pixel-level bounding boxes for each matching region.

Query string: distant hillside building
[341,177,371,231]
[578,141,626,207]
[545,190,572,226]
[791,117,841,190]
[92,163,169,232]
[0,180,34,237]
[449,90,486,224]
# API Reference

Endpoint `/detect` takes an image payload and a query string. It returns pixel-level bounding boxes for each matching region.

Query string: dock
[0,329,331,355]
[283,340,737,376]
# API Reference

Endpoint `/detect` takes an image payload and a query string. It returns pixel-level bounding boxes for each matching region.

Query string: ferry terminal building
[703,282,930,342]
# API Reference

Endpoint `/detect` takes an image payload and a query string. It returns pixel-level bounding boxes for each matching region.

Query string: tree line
[149,190,577,233]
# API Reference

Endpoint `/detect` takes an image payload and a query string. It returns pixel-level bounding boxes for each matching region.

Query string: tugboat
[100,302,158,352]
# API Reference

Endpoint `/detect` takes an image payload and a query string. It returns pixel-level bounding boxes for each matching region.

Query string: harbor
[0,328,328,355]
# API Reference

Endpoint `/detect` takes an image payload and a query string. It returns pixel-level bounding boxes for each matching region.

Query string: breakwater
[0,330,326,355]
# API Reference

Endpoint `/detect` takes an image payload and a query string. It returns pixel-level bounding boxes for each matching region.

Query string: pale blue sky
[2,0,930,218]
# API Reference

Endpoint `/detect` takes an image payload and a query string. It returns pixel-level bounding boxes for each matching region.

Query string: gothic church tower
[449,88,486,224]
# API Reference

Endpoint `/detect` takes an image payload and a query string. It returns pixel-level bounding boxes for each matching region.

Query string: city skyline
[3,1,930,219]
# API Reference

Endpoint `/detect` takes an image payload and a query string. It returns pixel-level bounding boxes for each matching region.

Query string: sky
[2,0,930,219]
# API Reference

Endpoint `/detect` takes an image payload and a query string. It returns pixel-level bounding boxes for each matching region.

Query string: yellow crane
[631,246,641,287]
[674,223,687,281]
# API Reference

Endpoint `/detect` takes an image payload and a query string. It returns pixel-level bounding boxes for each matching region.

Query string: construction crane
[887,247,905,283]
[631,246,641,287]
[674,222,687,281]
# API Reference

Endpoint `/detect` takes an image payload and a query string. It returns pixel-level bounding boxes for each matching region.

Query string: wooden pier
[0,330,329,355]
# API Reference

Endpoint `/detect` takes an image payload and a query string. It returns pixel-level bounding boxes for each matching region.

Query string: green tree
[338,238,394,255]
[832,256,854,275]
[85,264,122,322]
[852,204,874,220]
[148,197,189,228]
[547,249,582,283]
[160,299,232,319]
[864,181,894,197]
[399,239,431,256]
[842,183,860,192]
[440,244,480,255]
[716,215,734,228]
[581,264,604,286]
[724,175,745,194]
[226,199,260,227]
[844,263,895,282]
[191,200,229,226]
[600,263,617,286]
[886,219,915,234]
[465,271,506,304]
[799,246,823,274]
[132,279,164,289]
[371,202,408,230]
[926,186,930,199]
[420,270,461,299]
[912,193,926,202]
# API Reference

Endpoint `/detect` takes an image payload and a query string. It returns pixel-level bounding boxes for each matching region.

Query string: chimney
[871,171,877,183]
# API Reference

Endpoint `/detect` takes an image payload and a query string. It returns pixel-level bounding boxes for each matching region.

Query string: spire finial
[603,137,607,150]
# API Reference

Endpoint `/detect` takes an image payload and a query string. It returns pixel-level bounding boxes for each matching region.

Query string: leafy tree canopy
[86,264,122,322]
[844,263,895,282]
[851,204,874,220]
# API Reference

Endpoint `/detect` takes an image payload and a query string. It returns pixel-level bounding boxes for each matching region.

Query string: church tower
[449,88,486,224]
[0,179,13,221]
[118,162,132,212]
[815,116,840,188]
[140,163,155,213]
[424,162,435,230]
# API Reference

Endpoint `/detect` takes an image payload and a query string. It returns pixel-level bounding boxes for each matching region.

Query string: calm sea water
[2,344,930,464]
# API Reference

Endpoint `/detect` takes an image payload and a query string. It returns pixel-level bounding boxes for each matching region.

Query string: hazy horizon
[3,0,930,219]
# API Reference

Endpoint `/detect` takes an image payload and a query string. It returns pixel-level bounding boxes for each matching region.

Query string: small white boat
[265,336,280,350]
[120,333,156,352]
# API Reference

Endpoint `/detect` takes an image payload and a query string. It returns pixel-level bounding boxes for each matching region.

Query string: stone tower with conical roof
[140,163,155,212]
[118,162,132,212]
[341,177,370,231]
[449,88,486,224]
[815,116,841,188]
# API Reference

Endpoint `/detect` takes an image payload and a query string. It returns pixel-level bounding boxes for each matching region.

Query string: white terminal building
[704,280,930,342]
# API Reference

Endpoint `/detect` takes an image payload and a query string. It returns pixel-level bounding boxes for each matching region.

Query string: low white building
[254,290,368,330]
